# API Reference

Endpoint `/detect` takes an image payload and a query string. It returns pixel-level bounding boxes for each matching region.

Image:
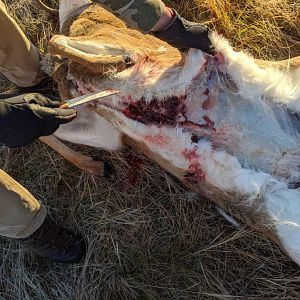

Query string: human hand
[0,93,76,148]
[152,9,215,55]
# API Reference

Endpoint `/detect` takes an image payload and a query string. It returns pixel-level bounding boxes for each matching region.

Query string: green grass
[1,0,300,299]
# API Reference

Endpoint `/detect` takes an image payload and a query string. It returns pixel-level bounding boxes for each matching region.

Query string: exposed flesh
[67,53,300,185]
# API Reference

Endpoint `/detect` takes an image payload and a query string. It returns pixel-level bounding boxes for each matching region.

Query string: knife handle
[59,102,69,109]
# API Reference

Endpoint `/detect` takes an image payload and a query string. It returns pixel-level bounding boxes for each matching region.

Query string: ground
[1,0,300,299]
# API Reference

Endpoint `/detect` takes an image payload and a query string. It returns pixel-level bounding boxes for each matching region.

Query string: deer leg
[255,56,300,72]
[254,56,300,114]
[39,135,110,177]
[49,35,132,74]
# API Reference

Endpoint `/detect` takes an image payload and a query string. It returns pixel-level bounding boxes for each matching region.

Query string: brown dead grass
[1,0,300,299]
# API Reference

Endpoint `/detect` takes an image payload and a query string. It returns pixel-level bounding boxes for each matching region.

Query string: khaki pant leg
[0,169,46,239]
[0,1,41,87]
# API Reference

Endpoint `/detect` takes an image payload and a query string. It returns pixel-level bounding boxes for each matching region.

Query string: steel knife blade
[65,89,120,108]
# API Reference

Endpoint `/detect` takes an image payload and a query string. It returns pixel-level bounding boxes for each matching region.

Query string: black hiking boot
[18,216,86,263]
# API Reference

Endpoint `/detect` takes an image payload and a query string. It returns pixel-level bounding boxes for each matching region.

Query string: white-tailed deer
[41,0,300,266]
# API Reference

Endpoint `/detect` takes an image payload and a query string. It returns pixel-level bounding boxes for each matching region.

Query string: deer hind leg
[211,33,300,112]
[39,135,110,177]
[49,35,132,74]
[255,56,300,73]
[254,56,300,113]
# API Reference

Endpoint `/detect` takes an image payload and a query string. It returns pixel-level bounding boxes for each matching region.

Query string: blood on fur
[122,95,187,125]
[185,163,206,183]
[182,149,205,183]
[124,153,144,185]
[144,134,171,146]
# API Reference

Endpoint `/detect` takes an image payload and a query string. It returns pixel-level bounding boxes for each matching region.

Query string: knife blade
[65,89,120,108]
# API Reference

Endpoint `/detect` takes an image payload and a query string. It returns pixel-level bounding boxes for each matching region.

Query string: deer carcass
[42,0,300,266]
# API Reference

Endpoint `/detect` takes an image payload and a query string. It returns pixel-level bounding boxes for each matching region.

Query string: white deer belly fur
[55,107,123,150]
[53,4,300,266]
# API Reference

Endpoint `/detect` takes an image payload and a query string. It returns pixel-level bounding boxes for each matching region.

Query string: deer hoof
[103,161,112,177]
[77,158,108,177]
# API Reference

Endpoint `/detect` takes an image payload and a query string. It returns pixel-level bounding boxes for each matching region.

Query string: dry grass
[1,0,300,299]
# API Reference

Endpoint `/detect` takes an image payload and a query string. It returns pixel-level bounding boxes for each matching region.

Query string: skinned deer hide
[45,1,300,266]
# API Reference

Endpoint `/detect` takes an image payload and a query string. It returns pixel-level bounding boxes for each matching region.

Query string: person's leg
[0,169,46,238]
[0,169,86,263]
[0,1,41,87]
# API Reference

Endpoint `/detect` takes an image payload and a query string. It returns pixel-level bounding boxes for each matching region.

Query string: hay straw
[1,0,300,299]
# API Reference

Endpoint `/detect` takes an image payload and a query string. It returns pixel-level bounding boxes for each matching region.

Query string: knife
[65,89,120,108]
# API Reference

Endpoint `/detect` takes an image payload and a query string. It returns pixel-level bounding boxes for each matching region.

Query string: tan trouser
[0,1,46,238]
[0,170,46,238]
[0,0,40,87]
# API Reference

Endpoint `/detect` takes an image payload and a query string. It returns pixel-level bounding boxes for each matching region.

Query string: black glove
[0,93,76,148]
[152,10,215,55]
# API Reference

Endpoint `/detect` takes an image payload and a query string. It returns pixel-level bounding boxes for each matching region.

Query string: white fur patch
[97,105,300,265]
[210,32,300,112]
[55,107,123,150]
[116,50,206,102]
